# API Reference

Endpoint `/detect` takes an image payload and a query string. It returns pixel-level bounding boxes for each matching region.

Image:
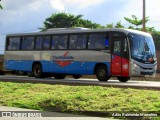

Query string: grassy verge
[0,82,160,119]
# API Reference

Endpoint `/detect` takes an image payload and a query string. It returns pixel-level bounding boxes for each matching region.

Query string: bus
[4,28,157,82]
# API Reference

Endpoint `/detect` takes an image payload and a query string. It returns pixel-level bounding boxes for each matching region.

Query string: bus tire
[73,75,82,79]
[117,77,130,82]
[54,74,66,79]
[96,65,109,81]
[33,64,43,78]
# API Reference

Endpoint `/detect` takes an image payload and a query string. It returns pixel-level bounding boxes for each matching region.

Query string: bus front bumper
[131,60,157,77]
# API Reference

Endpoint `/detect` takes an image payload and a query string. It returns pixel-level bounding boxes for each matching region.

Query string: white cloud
[0,0,47,25]
[50,0,65,12]
[49,0,107,12]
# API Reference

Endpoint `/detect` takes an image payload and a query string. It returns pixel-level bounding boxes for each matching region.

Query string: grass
[0,82,160,119]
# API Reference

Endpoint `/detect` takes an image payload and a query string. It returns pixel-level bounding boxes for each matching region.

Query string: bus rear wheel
[96,65,109,81]
[54,74,66,79]
[33,64,43,78]
[73,75,82,79]
[117,77,130,82]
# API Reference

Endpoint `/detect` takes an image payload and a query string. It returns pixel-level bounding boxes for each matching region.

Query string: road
[0,75,160,90]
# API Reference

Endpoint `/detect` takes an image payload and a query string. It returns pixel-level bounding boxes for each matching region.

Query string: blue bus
[4,28,157,82]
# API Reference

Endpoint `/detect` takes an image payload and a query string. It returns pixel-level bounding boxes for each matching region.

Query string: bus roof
[6,28,152,37]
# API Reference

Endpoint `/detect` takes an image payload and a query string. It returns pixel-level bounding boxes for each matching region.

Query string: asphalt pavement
[0,75,160,90]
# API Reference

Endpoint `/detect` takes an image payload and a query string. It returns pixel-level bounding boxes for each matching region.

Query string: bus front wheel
[96,65,109,81]
[33,64,43,78]
[117,77,130,82]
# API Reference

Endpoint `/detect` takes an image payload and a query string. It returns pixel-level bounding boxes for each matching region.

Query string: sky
[0,0,160,54]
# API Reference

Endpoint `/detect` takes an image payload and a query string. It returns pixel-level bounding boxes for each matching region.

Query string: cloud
[49,0,107,12]
[49,0,65,12]
[0,0,47,26]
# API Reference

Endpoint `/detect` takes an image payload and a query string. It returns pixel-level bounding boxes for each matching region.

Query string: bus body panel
[111,55,130,77]
[5,50,111,75]
[111,55,121,76]
[122,57,130,77]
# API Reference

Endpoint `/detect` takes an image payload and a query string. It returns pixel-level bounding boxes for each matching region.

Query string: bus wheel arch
[94,63,110,81]
[32,61,43,78]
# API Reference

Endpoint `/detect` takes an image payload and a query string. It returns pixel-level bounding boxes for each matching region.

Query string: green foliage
[128,25,135,29]
[0,4,2,9]
[105,23,114,28]
[40,12,103,31]
[0,82,160,115]
[152,31,160,50]
[115,21,124,28]
[124,15,149,28]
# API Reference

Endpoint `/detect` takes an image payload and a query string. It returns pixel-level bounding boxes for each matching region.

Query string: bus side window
[69,35,76,49]
[88,33,107,49]
[22,37,35,50]
[95,35,106,49]
[88,34,96,49]
[69,34,87,50]
[57,35,68,49]
[52,36,58,49]
[52,35,68,50]
[76,35,87,49]
[35,36,44,50]
[7,37,20,50]
[43,36,51,50]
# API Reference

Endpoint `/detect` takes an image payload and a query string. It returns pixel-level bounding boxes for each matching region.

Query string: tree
[40,12,103,31]
[0,4,2,9]
[0,0,2,10]
[115,21,124,28]
[105,23,114,28]
[151,31,160,50]
[124,15,149,28]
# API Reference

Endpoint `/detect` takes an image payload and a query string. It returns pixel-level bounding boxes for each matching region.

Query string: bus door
[111,33,129,77]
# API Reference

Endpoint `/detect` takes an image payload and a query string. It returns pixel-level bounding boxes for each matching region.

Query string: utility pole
[142,0,146,31]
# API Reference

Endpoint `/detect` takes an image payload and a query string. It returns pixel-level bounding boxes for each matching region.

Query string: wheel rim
[34,66,41,76]
[35,68,40,75]
[98,69,106,77]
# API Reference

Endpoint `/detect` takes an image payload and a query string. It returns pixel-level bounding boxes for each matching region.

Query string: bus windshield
[129,34,156,63]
